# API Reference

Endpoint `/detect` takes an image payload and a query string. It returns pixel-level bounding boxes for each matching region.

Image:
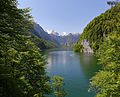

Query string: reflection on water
[46,50,100,97]
[79,54,100,79]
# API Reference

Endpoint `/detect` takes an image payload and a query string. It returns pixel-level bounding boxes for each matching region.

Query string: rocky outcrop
[81,39,93,53]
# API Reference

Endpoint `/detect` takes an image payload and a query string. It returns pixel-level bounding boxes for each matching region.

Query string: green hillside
[74,3,120,52]
[29,32,57,50]
[74,3,120,97]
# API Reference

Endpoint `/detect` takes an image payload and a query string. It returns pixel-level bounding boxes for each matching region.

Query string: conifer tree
[0,0,51,97]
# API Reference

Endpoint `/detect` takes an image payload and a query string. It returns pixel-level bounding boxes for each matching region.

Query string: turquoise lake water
[46,49,99,97]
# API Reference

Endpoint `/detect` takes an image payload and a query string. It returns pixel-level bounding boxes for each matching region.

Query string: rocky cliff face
[81,39,93,53]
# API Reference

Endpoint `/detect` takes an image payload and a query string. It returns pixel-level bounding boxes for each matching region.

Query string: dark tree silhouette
[107,0,119,7]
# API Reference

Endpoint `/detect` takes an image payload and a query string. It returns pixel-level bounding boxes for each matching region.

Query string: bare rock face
[81,39,93,53]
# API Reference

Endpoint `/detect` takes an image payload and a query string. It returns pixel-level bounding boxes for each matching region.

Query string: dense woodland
[0,0,52,97]
[74,3,120,52]
[74,2,120,97]
[0,0,67,97]
[1,0,120,97]
[90,33,120,97]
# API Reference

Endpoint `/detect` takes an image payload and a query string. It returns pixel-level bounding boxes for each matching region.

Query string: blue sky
[18,0,109,35]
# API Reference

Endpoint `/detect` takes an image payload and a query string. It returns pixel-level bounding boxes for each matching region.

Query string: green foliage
[89,33,120,97]
[74,3,120,96]
[74,3,120,52]
[73,42,84,52]
[51,76,67,97]
[0,0,51,97]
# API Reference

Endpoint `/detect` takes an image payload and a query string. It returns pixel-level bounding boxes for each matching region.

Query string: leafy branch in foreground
[51,75,67,97]
[89,33,120,97]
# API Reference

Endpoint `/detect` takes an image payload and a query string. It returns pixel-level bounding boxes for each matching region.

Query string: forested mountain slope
[28,32,56,49]
[74,3,120,52]
[30,23,58,49]
[73,3,120,97]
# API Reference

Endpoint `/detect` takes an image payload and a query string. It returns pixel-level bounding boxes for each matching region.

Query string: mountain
[31,23,51,41]
[28,33,56,49]
[74,3,120,52]
[49,32,80,47]
[30,23,58,48]
[61,33,80,47]
[31,23,80,47]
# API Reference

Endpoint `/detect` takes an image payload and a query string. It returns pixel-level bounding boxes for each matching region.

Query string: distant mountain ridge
[31,23,80,47]
[31,23,51,41]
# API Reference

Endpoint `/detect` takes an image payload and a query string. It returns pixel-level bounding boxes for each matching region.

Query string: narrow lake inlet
[46,49,99,97]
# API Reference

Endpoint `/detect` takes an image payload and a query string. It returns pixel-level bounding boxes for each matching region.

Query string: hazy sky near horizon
[18,0,109,35]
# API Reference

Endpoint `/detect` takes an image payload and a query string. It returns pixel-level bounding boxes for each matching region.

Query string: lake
[46,49,99,97]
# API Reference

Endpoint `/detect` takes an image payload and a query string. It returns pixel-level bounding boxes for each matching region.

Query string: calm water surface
[46,49,99,97]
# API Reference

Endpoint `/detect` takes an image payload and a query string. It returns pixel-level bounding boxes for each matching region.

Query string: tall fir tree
[0,0,51,97]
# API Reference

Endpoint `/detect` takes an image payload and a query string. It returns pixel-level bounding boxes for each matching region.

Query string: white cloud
[63,32,67,36]
[45,29,59,36]
[60,32,68,36]
[60,32,80,36]
[71,32,81,35]
[45,29,53,34]
[45,29,80,36]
